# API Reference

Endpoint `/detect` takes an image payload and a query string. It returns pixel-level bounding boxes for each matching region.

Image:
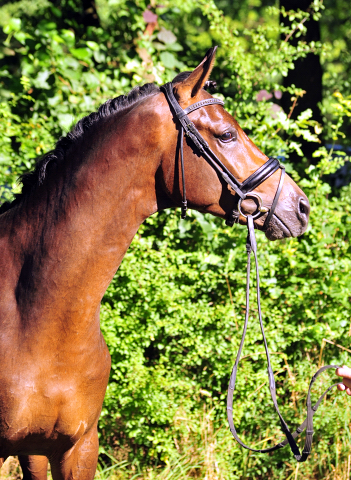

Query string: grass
[1,415,351,480]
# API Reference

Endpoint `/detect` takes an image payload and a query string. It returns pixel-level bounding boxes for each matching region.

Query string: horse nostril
[299,197,310,220]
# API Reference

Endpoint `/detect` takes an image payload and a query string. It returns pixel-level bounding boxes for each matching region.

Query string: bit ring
[238,193,266,219]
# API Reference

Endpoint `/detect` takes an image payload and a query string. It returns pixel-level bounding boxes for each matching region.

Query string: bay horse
[0,47,309,479]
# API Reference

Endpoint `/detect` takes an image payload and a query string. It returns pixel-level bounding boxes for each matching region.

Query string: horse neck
[4,97,165,335]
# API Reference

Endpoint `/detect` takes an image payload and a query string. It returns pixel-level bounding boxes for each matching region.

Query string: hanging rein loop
[160,81,340,462]
[227,215,340,462]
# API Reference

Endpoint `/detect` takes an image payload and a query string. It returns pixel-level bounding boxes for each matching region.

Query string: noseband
[161,82,340,463]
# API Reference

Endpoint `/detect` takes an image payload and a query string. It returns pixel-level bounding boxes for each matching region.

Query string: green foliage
[0,0,351,478]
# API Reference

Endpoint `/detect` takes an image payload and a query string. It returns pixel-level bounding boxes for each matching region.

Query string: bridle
[161,81,341,463]
[160,82,285,226]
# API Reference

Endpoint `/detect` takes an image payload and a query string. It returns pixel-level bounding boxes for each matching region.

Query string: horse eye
[220,132,234,142]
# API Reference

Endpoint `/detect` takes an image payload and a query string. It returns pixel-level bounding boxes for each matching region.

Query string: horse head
[157,47,310,240]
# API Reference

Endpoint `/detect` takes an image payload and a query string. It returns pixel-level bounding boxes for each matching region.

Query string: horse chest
[0,374,107,453]
[0,334,110,454]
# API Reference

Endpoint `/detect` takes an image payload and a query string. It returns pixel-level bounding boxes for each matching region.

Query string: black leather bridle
[161,82,340,463]
[161,82,285,227]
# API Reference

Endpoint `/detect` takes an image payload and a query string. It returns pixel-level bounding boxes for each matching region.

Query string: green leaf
[157,27,177,44]
[160,51,178,69]
[57,113,74,131]
[3,17,21,34]
[86,41,99,51]
[60,29,75,46]
[70,48,92,60]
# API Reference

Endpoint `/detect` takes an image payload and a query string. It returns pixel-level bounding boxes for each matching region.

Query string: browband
[184,98,224,115]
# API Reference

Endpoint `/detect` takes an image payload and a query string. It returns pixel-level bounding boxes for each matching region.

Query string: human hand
[336,366,351,395]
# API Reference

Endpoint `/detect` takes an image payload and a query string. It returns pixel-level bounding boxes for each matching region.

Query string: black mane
[0,73,216,215]
[0,82,159,214]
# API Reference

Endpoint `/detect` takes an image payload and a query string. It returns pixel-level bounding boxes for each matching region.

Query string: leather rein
[160,82,340,463]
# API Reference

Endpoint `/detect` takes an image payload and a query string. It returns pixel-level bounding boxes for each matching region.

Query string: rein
[161,82,341,463]
[228,214,340,461]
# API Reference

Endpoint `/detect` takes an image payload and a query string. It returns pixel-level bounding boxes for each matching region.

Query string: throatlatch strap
[179,126,187,219]
[226,215,341,461]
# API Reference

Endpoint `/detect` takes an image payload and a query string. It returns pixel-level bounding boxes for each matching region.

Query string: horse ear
[174,46,217,105]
